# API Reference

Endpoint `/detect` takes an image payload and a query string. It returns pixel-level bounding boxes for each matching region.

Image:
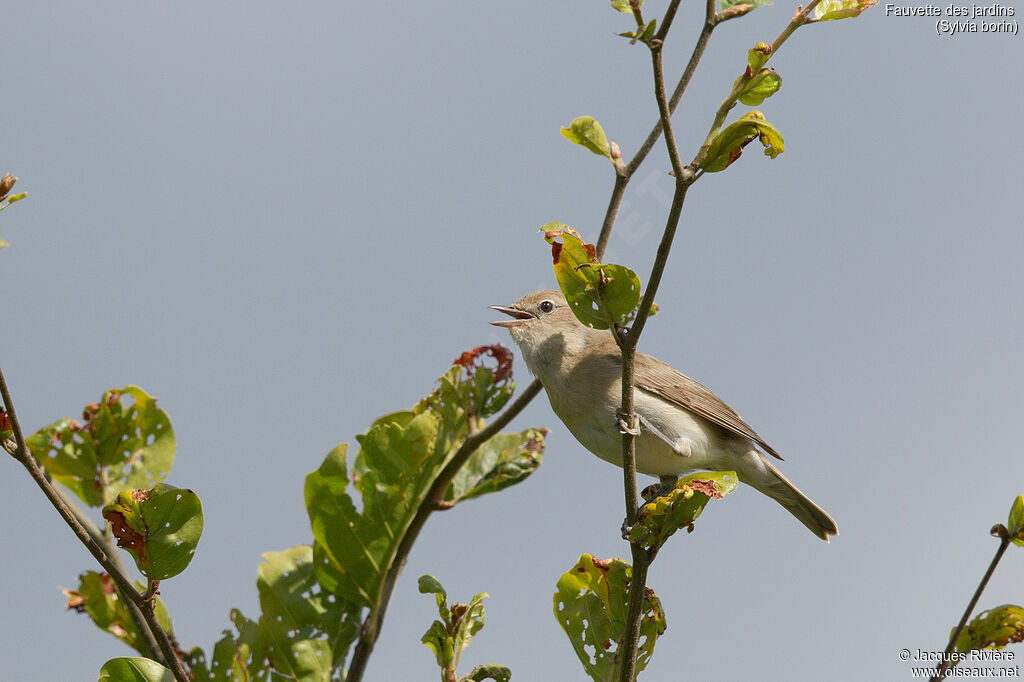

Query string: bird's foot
[616,409,640,436]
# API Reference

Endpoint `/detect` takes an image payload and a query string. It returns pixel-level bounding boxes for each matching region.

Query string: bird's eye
[539,300,554,313]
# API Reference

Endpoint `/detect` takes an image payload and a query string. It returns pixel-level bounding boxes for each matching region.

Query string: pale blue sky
[2,2,1022,680]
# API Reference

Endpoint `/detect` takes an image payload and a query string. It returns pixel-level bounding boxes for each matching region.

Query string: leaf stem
[0,366,189,682]
[345,379,543,682]
[930,531,1013,681]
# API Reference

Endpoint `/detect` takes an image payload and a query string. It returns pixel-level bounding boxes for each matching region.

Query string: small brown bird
[491,290,838,541]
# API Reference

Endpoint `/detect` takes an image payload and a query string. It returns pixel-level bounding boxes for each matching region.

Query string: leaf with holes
[812,0,877,20]
[542,224,641,330]
[560,116,613,161]
[98,657,175,682]
[187,608,269,682]
[1008,495,1024,547]
[700,111,784,173]
[953,605,1024,653]
[102,484,203,581]
[256,545,361,679]
[554,554,666,682]
[27,386,175,507]
[63,571,173,654]
[627,472,738,550]
[444,428,545,506]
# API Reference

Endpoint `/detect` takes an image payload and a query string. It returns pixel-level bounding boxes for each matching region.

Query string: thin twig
[694,0,824,166]
[0,366,189,682]
[346,379,543,682]
[930,531,1013,681]
[623,0,718,179]
[596,0,716,263]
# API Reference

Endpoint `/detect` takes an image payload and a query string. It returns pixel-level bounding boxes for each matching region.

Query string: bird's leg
[616,409,641,539]
[616,408,640,436]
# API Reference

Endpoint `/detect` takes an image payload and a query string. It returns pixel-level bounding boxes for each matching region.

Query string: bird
[490,289,838,541]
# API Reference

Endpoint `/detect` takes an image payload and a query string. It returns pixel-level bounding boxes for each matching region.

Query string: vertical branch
[615,7,697,682]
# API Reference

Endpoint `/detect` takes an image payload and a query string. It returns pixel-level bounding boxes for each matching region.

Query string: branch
[596,0,717,260]
[694,0,824,165]
[346,378,543,682]
[0,366,189,682]
[930,529,1013,681]
[616,32,694,682]
[50,482,163,661]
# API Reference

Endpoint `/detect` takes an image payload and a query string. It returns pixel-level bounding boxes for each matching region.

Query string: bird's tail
[739,451,838,542]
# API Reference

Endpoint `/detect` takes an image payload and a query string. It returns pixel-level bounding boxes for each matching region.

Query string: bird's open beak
[489,305,533,328]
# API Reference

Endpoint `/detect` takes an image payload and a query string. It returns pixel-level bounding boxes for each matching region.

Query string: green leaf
[449,344,517,421]
[7,192,27,203]
[560,116,613,161]
[554,554,666,681]
[627,472,738,550]
[419,573,452,623]
[64,571,173,654]
[461,665,512,682]
[453,592,489,668]
[720,0,772,10]
[445,428,545,505]
[306,419,441,608]
[1008,495,1024,547]
[953,605,1024,653]
[422,620,455,670]
[418,573,447,598]
[541,224,641,330]
[736,69,782,106]
[813,0,878,20]
[700,110,784,173]
[187,608,269,682]
[307,356,540,612]
[619,19,657,45]
[101,484,203,580]
[419,575,495,677]
[98,657,175,682]
[610,0,644,12]
[257,545,361,680]
[27,386,175,507]
[747,42,773,71]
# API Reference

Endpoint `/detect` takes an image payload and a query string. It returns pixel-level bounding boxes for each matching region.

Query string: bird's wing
[634,354,784,460]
